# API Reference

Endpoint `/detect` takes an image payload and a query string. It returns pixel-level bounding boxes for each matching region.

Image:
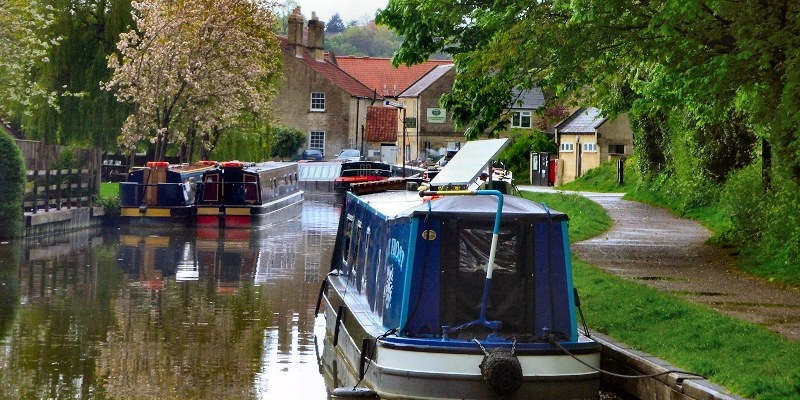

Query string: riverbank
[520,187,800,400]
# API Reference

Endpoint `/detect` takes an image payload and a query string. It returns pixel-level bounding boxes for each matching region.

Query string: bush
[0,131,26,239]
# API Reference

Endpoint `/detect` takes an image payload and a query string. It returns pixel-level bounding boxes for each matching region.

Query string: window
[583,143,597,152]
[310,92,325,111]
[560,142,574,152]
[309,131,325,154]
[511,111,532,128]
[609,144,625,154]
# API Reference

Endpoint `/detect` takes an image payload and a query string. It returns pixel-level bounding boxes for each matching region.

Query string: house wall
[597,113,634,162]
[557,113,633,184]
[272,54,359,159]
[416,69,464,161]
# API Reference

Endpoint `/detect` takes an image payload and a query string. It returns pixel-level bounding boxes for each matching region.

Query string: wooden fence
[24,169,97,213]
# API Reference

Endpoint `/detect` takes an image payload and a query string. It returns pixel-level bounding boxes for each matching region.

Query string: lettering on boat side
[421,229,437,240]
[385,238,406,312]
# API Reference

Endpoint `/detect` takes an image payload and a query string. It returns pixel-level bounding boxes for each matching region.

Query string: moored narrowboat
[119,161,217,224]
[333,160,393,193]
[318,140,601,399]
[195,161,303,228]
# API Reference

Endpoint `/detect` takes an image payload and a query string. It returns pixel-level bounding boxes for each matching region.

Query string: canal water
[0,200,339,399]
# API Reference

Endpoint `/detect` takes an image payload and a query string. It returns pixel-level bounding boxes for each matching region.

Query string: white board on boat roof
[430,138,509,186]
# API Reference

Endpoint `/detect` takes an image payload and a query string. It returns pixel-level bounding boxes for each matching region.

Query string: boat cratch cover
[397,194,573,341]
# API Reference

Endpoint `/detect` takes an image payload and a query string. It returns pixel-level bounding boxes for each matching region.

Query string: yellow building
[555,107,633,184]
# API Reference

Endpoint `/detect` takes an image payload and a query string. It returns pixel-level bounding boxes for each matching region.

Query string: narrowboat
[333,160,393,193]
[119,161,217,224]
[318,139,601,399]
[195,161,304,228]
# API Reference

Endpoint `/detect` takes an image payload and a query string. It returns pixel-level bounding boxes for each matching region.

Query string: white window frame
[560,142,574,152]
[583,142,597,152]
[511,110,532,129]
[309,131,325,154]
[310,92,325,112]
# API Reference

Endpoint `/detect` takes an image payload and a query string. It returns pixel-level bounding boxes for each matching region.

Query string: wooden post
[32,170,39,214]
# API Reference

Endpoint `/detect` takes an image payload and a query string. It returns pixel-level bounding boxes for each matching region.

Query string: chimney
[287,7,304,58]
[307,12,325,61]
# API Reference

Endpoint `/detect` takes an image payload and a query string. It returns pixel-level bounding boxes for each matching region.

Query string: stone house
[271,9,379,160]
[554,107,633,184]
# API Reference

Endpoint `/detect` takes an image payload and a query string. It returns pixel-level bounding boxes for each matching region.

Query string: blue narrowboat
[119,161,217,224]
[318,140,601,399]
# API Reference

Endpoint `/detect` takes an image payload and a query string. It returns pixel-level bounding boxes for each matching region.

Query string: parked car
[335,149,361,162]
[301,149,324,162]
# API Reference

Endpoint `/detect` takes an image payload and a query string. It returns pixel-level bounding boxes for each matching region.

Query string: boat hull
[320,276,602,400]
[196,190,304,228]
[119,205,196,225]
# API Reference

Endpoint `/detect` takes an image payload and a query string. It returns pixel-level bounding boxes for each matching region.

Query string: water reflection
[0,201,339,399]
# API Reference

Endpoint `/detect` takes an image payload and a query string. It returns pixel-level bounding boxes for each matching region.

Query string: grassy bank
[522,182,800,399]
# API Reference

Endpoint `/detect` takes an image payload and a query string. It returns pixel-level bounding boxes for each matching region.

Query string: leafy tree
[103,0,283,162]
[326,13,345,34]
[17,0,134,147]
[273,0,300,35]
[0,130,26,239]
[0,0,60,126]
[376,0,800,188]
[325,23,402,57]
[270,126,305,160]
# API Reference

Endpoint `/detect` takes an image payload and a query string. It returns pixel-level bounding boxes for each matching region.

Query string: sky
[292,0,389,24]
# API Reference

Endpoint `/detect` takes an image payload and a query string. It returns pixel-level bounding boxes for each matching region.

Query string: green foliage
[325,13,345,34]
[521,187,800,399]
[9,0,133,147]
[498,130,557,184]
[270,126,306,160]
[559,158,639,193]
[519,191,612,243]
[325,24,402,57]
[572,258,800,399]
[0,131,26,239]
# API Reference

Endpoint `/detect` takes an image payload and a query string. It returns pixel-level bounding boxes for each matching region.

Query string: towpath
[518,186,800,341]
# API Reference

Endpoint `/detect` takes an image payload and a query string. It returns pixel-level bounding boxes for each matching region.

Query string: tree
[21,0,134,147]
[377,0,800,185]
[0,130,26,239]
[270,125,305,160]
[326,13,345,34]
[0,0,60,127]
[103,0,283,162]
[325,23,402,57]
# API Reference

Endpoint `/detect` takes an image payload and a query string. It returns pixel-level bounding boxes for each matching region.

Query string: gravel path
[520,188,800,341]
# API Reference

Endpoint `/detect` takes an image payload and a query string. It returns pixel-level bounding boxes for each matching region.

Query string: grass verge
[520,190,800,399]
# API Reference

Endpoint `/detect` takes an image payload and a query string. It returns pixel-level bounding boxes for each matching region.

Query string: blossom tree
[0,0,60,125]
[103,0,283,161]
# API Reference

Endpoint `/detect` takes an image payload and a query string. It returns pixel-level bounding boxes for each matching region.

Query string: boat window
[342,215,354,274]
[459,228,518,274]
[244,174,258,203]
[352,221,363,281]
[202,173,220,202]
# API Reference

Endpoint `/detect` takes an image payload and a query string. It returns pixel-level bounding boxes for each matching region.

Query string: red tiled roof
[335,56,453,97]
[365,106,398,142]
[277,37,378,99]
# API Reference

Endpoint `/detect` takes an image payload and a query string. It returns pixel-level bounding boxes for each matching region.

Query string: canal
[0,200,338,399]
[1,199,630,400]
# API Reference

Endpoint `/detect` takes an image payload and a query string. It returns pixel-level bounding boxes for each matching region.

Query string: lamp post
[385,100,407,177]
[575,135,582,179]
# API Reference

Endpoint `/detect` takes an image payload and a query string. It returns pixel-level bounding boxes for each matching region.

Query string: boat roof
[353,190,565,221]
[401,194,566,220]
[430,138,509,186]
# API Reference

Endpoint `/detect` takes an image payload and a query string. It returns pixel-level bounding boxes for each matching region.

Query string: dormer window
[511,111,531,128]
[310,92,326,112]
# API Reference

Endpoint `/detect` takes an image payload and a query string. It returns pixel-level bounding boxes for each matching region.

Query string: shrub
[0,131,26,239]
